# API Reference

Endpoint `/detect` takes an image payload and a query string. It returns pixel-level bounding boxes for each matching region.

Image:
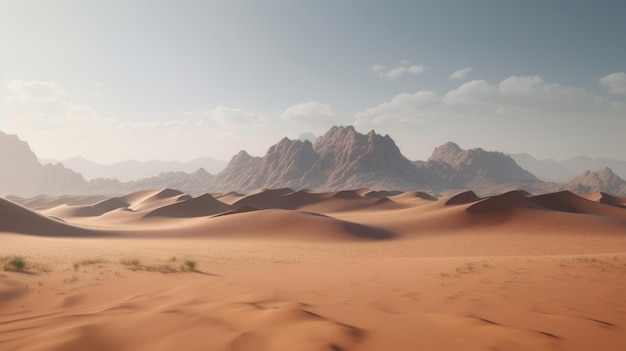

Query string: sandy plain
[1,188,626,350]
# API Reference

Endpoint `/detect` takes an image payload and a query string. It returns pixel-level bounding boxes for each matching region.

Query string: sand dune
[0,197,104,237]
[389,190,438,201]
[2,187,626,350]
[354,188,404,198]
[581,192,626,208]
[144,193,231,218]
[170,209,394,241]
[531,191,626,221]
[443,190,480,205]
[467,190,546,215]
[230,187,295,209]
[121,188,189,212]
[7,194,108,210]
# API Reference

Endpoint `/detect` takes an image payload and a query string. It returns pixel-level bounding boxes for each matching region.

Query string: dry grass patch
[120,257,198,274]
[2,256,26,271]
[73,258,108,271]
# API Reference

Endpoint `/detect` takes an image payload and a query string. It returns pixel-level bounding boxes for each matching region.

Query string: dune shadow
[193,270,222,277]
[340,221,395,240]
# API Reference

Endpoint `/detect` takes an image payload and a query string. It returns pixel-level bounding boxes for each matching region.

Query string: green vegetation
[2,256,27,271]
[183,260,197,271]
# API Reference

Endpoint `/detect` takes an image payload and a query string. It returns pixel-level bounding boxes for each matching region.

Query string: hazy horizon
[2,1,626,164]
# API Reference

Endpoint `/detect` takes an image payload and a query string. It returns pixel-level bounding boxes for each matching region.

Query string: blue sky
[1,0,625,164]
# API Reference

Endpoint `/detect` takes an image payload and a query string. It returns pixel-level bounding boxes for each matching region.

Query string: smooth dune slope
[0,197,104,237]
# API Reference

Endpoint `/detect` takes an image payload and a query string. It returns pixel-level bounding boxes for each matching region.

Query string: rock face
[213,126,435,192]
[0,131,89,196]
[416,142,540,195]
[427,142,538,183]
[564,168,626,195]
[212,138,319,191]
[306,126,436,190]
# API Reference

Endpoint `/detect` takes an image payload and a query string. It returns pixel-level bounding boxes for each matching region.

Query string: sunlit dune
[2,188,626,350]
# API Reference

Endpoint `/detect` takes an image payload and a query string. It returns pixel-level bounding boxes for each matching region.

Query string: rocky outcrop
[305,126,437,190]
[417,142,539,195]
[564,168,626,195]
[0,131,89,196]
[212,126,437,192]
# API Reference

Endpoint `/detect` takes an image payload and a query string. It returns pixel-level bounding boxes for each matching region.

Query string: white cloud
[600,72,626,95]
[7,80,67,99]
[2,80,278,163]
[203,106,266,128]
[371,62,425,80]
[355,75,625,128]
[450,67,472,80]
[4,80,116,131]
[355,91,441,125]
[371,64,385,75]
[281,101,337,124]
[407,65,425,75]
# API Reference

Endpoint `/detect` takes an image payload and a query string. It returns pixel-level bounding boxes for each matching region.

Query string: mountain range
[2,127,626,197]
[509,153,626,182]
[41,156,227,182]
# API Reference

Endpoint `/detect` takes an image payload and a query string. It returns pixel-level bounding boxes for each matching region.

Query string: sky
[1,0,626,164]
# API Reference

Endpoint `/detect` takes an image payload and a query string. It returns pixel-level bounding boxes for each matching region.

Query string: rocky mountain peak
[428,142,463,163]
[565,167,626,196]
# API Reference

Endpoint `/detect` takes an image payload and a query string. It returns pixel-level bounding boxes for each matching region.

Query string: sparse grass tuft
[183,260,197,271]
[455,262,476,274]
[121,259,141,267]
[120,257,198,273]
[74,258,107,271]
[3,256,27,271]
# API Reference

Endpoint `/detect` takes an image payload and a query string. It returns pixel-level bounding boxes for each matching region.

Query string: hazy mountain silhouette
[58,156,226,182]
[564,168,626,195]
[560,156,626,180]
[3,127,626,197]
[509,153,626,182]
[508,153,576,182]
[0,131,90,196]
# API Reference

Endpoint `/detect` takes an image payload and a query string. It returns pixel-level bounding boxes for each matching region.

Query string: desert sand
[2,188,626,350]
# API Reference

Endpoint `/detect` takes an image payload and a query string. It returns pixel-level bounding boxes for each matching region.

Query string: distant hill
[560,156,626,180]
[59,156,226,182]
[416,142,539,195]
[564,167,626,195]
[508,153,575,182]
[509,153,626,182]
[0,131,90,196]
